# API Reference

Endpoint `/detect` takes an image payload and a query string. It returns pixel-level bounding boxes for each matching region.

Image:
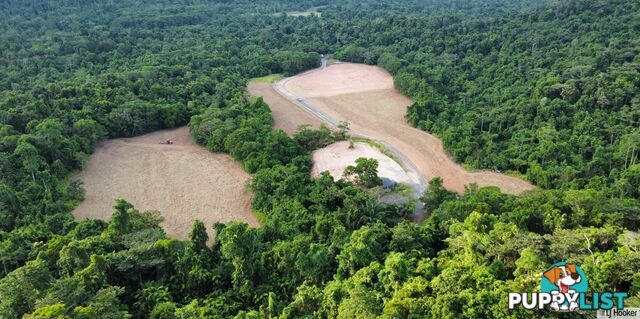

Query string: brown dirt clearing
[312,141,423,191]
[285,63,394,97]
[283,63,535,194]
[286,7,322,17]
[72,126,256,240]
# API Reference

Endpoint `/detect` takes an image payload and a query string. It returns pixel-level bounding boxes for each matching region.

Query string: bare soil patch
[285,63,394,97]
[284,63,535,194]
[285,6,323,17]
[312,141,423,191]
[72,126,256,239]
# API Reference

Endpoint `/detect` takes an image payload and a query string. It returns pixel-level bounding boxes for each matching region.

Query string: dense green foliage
[334,0,640,192]
[343,158,384,188]
[0,0,639,318]
[325,0,550,19]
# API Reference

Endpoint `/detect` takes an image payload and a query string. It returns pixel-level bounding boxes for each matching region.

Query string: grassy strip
[351,138,403,167]
[391,183,413,197]
[505,170,528,180]
[463,163,529,180]
[253,210,268,225]
[249,73,283,83]
[325,58,339,66]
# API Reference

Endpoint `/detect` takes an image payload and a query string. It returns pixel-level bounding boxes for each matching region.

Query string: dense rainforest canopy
[0,0,638,318]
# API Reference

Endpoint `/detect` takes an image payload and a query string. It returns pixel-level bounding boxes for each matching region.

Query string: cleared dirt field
[285,6,324,17]
[283,63,535,194]
[312,141,423,191]
[248,81,322,134]
[72,126,256,239]
[285,63,394,96]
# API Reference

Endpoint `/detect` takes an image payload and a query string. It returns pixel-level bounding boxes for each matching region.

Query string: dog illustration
[543,263,582,311]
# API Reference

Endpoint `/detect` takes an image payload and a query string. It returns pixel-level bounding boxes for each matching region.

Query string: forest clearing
[72,126,256,239]
[280,63,535,194]
[311,141,423,192]
[285,6,324,17]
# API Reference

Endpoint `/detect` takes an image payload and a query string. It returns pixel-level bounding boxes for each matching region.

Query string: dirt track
[72,127,256,239]
[276,63,535,194]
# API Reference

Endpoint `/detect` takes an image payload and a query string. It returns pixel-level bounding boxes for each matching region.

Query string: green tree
[189,220,209,252]
[343,157,383,188]
[107,199,134,235]
[13,140,41,180]
[420,177,457,213]
[219,222,261,293]
[0,260,52,318]
[337,222,391,278]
